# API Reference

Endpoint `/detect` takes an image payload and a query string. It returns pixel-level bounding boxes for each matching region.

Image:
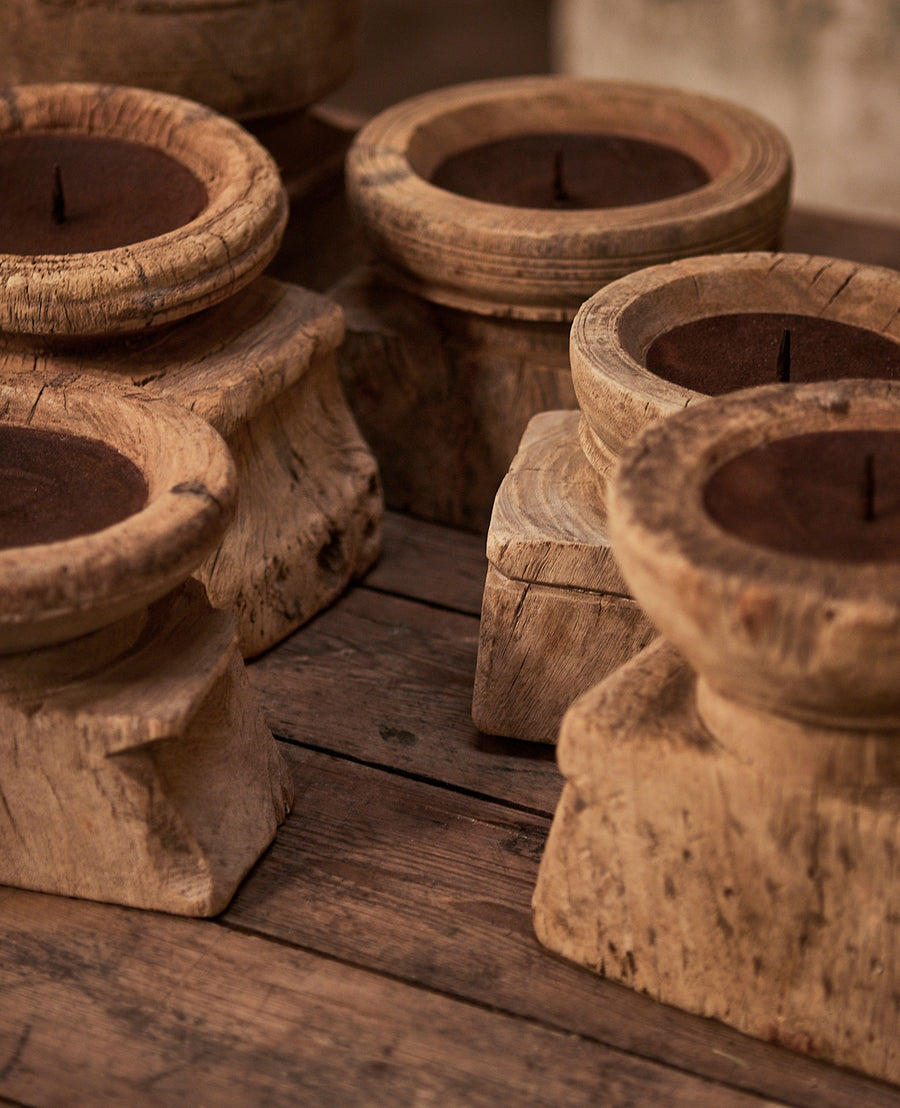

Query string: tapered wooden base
[0,580,293,917]
[334,267,577,533]
[0,278,383,657]
[472,411,654,742]
[533,640,900,1085]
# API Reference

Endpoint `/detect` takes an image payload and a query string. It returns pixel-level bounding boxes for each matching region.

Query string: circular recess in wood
[571,252,900,475]
[346,76,792,321]
[0,0,356,120]
[0,375,236,652]
[0,83,287,336]
[607,378,900,729]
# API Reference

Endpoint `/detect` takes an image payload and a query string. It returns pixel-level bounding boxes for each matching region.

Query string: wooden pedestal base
[334,267,577,533]
[0,277,383,657]
[0,580,293,917]
[472,411,654,742]
[533,638,900,1085]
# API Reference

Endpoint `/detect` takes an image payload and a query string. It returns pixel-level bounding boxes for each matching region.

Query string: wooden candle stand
[0,375,292,916]
[339,75,792,530]
[473,252,900,742]
[0,0,356,122]
[0,83,382,656]
[533,379,900,1085]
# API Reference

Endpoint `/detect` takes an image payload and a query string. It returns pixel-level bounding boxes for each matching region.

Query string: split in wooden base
[0,579,293,917]
[533,637,900,1085]
[472,410,654,743]
[0,277,383,657]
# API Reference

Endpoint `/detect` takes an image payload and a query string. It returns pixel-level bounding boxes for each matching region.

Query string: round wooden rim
[607,378,900,726]
[347,76,792,320]
[0,83,288,335]
[0,375,236,651]
[571,251,900,474]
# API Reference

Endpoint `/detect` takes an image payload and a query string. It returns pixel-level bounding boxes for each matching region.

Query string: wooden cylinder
[346,76,792,321]
[571,252,900,477]
[0,0,357,120]
[0,83,287,336]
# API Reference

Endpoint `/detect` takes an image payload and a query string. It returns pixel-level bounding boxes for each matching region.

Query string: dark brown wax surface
[0,425,148,549]
[429,132,710,209]
[703,430,900,563]
[646,313,900,395]
[0,134,207,254]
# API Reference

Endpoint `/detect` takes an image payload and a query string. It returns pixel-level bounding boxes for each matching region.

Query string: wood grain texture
[334,265,575,531]
[0,373,234,651]
[223,743,899,1108]
[0,579,292,915]
[0,84,287,335]
[534,639,900,1086]
[607,378,900,727]
[249,586,563,815]
[0,278,384,657]
[347,76,791,320]
[473,411,654,744]
[571,252,900,476]
[0,883,779,1108]
[365,510,487,616]
[473,564,654,743]
[0,0,356,119]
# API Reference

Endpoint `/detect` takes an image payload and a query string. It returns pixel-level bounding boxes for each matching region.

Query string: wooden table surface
[3,209,900,1106]
[0,510,897,1107]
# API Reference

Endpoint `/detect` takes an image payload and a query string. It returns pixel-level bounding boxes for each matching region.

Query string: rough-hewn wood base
[0,580,293,917]
[533,638,900,1085]
[0,277,383,657]
[333,267,577,532]
[473,411,655,742]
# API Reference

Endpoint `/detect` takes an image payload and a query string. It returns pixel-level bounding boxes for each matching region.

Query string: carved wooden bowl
[0,374,236,652]
[572,252,900,476]
[346,76,792,321]
[0,82,287,336]
[0,0,356,120]
[607,378,900,729]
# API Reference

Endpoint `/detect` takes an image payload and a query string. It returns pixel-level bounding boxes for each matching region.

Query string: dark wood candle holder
[0,375,292,915]
[0,0,356,121]
[0,82,382,656]
[533,378,900,1085]
[473,252,900,742]
[339,75,792,530]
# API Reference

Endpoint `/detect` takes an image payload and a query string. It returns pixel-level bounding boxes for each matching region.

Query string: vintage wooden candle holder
[0,0,356,121]
[533,377,900,1085]
[339,75,792,530]
[0,82,382,656]
[473,252,900,742]
[0,374,293,916]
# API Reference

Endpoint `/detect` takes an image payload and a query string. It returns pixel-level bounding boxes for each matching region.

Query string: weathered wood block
[472,410,654,742]
[533,379,900,1085]
[0,582,293,916]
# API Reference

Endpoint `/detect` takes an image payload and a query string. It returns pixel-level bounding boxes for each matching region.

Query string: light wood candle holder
[339,75,792,530]
[0,374,293,916]
[533,378,900,1085]
[0,82,382,656]
[473,252,900,742]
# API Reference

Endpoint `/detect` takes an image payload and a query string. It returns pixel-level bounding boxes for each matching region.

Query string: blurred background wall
[327,0,899,223]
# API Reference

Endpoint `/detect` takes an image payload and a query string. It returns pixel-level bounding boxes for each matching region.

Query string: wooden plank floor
[2,511,899,1106]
